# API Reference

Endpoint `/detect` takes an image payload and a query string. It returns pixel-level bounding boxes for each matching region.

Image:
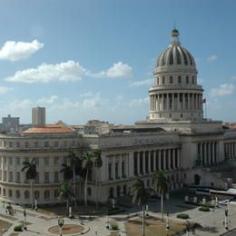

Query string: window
[44,172,49,183]
[178,76,181,84]
[9,189,12,197]
[87,187,92,197]
[9,172,13,182]
[44,141,49,147]
[108,163,112,180]
[16,190,20,199]
[3,189,6,196]
[24,190,30,199]
[16,158,20,165]
[109,187,114,198]
[44,158,49,166]
[186,76,189,84]
[54,190,58,199]
[123,185,127,195]
[16,142,20,148]
[9,157,12,165]
[54,172,59,183]
[156,78,159,85]
[121,161,125,178]
[117,186,121,197]
[169,76,173,84]
[9,142,12,148]
[16,172,20,183]
[3,171,6,181]
[44,190,50,200]
[162,76,165,84]
[115,162,119,179]
[34,191,40,199]
[192,76,195,84]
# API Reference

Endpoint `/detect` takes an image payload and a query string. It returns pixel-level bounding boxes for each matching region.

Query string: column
[143,152,146,175]
[166,93,169,111]
[212,142,216,164]
[183,94,186,111]
[148,151,151,173]
[177,93,180,110]
[169,149,173,170]
[160,94,163,111]
[177,149,180,168]
[153,151,156,171]
[137,152,140,175]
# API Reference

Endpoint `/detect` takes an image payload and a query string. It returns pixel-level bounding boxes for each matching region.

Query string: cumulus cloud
[0,86,12,94]
[130,79,153,87]
[93,62,133,79]
[210,83,235,97]
[5,61,87,83]
[128,97,149,107]
[5,60,133,83]
[207,54,218,62]
[0,40,43,61]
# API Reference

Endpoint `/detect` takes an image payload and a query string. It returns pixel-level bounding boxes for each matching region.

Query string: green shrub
[111,224,119,230]
[199,206,210,212]
[14,224,23,232]
[177,213,190,219]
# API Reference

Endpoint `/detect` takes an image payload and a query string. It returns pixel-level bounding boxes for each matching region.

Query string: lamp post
[166,211,170,236]
[186,220,190,236]
[34,199,38,211]
[58,217,64,236]
[224,206,229,230]
[23,208,27,230]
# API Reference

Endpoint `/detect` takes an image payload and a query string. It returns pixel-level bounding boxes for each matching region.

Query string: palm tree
[132,178,150,236]
[58,182,75,215]
[21,159,37,208]
[152,170,168,221]
[60,163,73,182]
[93,149,103,209]
[67,151,82,205]
[82,152,93,206]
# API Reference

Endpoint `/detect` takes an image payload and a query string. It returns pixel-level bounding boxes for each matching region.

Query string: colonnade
[224,142,236,159]
[150,92,203,112]
[133,148,180,176]
[197,142,218,166]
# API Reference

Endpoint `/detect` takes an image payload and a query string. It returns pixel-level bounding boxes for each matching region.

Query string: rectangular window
[44,172,49,183]
[16,172,20,183]
[115,162,119,179]
[54,172,59,183]
[121,161,125,178]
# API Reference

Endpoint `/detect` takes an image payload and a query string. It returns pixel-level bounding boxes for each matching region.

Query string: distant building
[32,107,46,127]
[2,114,20,133]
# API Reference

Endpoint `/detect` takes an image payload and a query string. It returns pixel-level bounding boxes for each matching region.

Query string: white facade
[0,29,236,205]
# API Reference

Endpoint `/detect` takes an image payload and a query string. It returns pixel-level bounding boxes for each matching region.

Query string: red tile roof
[23,124,75,134]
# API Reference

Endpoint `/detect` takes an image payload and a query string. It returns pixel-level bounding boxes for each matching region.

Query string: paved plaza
[0,199,236,236]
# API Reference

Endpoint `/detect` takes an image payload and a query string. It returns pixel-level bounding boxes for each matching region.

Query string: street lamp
[186,220,190,236]
[166,211,170,236]
[23,208,27,230]
[224,206,229,230]
[58,217,64,236]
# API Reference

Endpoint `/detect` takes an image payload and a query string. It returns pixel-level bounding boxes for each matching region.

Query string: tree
[82,152,93,206]
[58,182,75,215]
[152,171,168,221]
[67,151,82,205]
[21,159,37,208]
[93,149,103,209]
[132,178,150,236]
[60,163,73,182]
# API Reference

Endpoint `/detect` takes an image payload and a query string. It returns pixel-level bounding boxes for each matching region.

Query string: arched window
[44,190,50,200]
[123,185,127,195]
[169,76,173,84]
[8,189,12,197]
[24,190,30,199]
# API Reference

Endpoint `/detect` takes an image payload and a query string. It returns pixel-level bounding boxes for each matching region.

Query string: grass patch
[126,216,186,236]
[177,213,190,219]
[0,219,12,234]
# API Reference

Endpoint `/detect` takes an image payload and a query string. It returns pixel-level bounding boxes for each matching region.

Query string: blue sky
[0,0,235,124]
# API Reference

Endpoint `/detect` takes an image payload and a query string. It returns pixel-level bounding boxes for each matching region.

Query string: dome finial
[171,28,180,45]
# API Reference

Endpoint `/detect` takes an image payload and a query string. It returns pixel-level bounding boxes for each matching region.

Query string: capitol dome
[156,29,196,68]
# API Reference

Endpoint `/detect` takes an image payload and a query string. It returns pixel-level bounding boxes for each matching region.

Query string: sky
[0,0,236,124]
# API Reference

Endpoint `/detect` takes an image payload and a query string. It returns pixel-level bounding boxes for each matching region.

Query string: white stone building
[0,29,236,205]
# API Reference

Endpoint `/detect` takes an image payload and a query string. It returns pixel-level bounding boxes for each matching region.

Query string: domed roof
[156,29,196,67]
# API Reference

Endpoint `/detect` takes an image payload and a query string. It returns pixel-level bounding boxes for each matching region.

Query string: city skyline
[0,0,235,124]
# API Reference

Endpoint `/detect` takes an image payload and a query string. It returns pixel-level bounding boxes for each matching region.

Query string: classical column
[177,93,180,110]
[143,152,146,175]
[183,94,186,111]
[153,151,156,171]
[166,93,169,111]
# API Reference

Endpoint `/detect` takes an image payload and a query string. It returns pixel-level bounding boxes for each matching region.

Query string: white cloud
[0,86,12,94]
[210,83,235,97]
[130,79,153,87]
[37,95,58,105]
[207,54,218,62]
[128,97,149,107]
[5,60,87,83]
[5,60,133,83]
[95,62,133,79]
[0,40,43,61]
